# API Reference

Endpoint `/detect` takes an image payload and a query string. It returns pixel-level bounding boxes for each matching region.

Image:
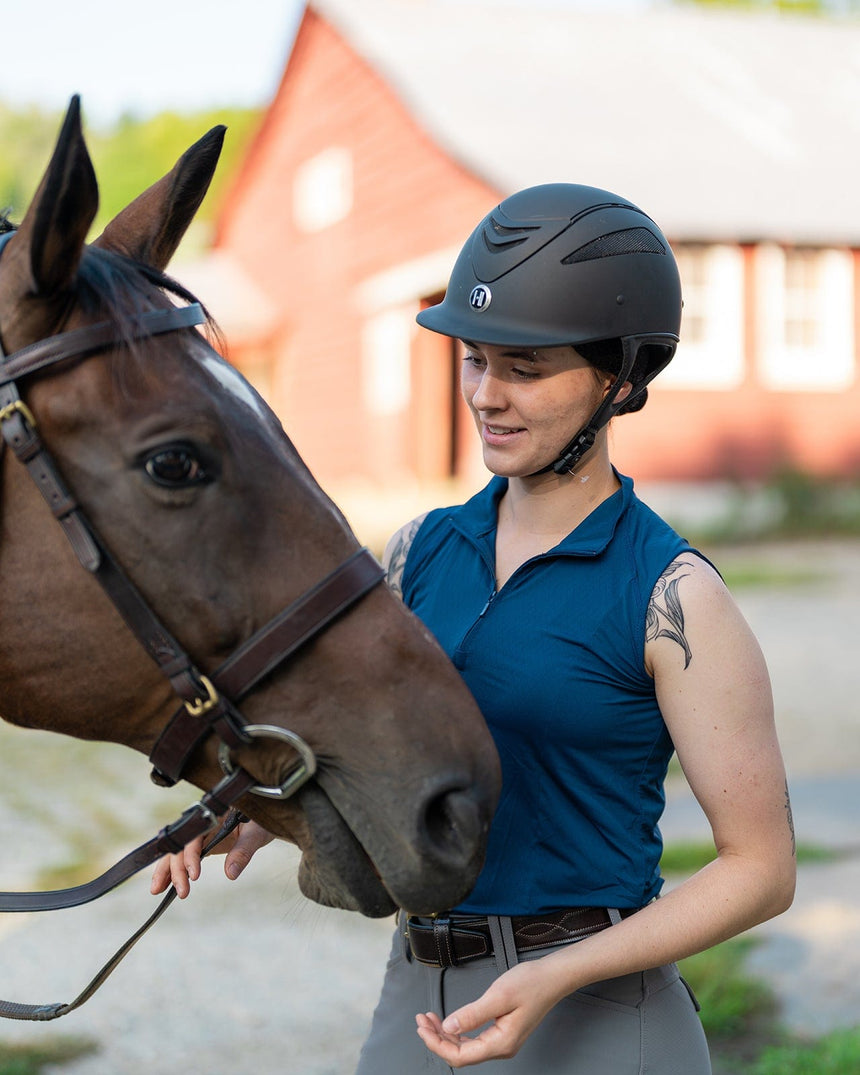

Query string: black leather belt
[405,906,637,968]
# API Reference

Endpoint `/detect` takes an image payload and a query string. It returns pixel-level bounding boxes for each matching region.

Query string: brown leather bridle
[0,232,385,1016]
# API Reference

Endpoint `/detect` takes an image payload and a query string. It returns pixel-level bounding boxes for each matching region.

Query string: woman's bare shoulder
[382,513,430,599]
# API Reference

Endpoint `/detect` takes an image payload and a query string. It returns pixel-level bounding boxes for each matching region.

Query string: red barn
[191,0,860,541]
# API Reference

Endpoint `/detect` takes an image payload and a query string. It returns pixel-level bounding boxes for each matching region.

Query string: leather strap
[0,304,206,386]
[0,767,256,915]
[0,805,248,1021]
[149,548,384,784]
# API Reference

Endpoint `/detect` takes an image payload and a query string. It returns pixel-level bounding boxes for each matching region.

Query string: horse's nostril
[422,788,483,861]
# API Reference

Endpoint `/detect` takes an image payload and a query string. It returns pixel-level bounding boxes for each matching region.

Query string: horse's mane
[0,212,221,354]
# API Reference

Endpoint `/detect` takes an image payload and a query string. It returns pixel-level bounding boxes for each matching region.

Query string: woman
[153,183,795,1072]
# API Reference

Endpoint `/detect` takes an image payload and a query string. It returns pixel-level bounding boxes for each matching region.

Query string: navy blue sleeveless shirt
[401,473,693,915]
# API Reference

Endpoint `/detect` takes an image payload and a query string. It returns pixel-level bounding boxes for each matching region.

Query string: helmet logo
[469,284,492,312]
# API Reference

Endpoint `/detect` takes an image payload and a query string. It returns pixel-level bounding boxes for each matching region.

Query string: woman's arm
[417,555,796,1067]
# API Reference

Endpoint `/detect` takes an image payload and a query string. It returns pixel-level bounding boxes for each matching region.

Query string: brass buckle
[184,675,219,717]
[0,399,37,430]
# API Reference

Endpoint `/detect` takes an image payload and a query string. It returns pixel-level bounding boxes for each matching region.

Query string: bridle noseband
[0,229,384,914]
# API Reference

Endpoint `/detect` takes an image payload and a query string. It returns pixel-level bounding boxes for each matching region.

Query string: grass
[0,726,188,1075]
[681,936,777,1039]
[679,470,860,546]
[748,1028,860,1074]
[678,929,860,1075]
[0,1038,96,1075]
[0,727,191,1074]
[718,562,826,591]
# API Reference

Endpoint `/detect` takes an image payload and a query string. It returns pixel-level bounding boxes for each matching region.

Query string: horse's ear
[13,95,98,296]
[94,126,226,271]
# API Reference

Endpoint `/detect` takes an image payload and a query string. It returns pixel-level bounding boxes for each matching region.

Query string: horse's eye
[144,447,208,488]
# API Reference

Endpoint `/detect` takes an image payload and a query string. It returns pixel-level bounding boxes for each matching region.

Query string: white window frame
[662,244,745,390]
[361,308,412,417]
[756,244,855,391]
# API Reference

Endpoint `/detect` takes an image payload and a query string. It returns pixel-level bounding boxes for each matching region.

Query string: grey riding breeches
[355,916,712,1074]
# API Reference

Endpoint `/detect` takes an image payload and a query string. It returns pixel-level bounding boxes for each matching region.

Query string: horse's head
[0,98,500,917]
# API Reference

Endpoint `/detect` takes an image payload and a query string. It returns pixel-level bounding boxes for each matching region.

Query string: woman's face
[460,340,617,478]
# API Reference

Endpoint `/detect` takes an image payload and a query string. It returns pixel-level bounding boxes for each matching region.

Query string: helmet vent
[561,227,666,265]
[480,215,540,252]
[490,218,539,238]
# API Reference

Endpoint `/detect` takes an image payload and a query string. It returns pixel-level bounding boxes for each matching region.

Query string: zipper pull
[478,590,496,617]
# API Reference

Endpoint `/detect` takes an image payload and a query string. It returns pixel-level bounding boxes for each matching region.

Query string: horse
[0,97,500,921]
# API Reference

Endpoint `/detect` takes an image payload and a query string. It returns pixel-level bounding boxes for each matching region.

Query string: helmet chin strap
[530,337,641,477]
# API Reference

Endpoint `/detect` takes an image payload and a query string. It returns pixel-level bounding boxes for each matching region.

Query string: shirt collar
[452,471,634,559]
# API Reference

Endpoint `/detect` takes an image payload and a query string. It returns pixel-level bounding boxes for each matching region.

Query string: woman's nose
[470,369,504,411]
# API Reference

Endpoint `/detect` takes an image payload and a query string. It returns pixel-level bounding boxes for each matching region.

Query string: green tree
[0,104,63,218]
[674,0,860,11]
[0,104,261,249]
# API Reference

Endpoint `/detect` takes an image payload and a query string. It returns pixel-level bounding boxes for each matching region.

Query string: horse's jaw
[246,773,492,918]
[242,784,395,916]
[293,784,398,917]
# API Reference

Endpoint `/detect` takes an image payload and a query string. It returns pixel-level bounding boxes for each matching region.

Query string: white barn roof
[310,0,860,244]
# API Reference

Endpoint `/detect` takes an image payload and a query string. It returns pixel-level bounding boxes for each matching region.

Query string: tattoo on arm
[646,559,694,669]
[785,780,797,856]
[383,515,425,599]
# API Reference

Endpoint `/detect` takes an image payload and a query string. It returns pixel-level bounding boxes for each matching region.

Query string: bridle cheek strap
[149,548,385,787]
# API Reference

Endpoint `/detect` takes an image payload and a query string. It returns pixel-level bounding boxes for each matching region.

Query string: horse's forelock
[77,246,218,339]
[0,216,220,355]
[71,248,226,406]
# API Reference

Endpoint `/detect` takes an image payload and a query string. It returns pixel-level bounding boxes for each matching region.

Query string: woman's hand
[415,958,563,1067]
[150,819,274,898]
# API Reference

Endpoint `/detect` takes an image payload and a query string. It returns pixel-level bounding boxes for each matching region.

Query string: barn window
[756,245,855,391]
[661,244,745,389]
[292,147,353,232]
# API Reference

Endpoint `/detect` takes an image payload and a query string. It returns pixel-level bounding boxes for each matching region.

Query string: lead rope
[0,807,247,1021]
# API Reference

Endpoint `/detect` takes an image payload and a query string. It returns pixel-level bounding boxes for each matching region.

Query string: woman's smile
[482,423,526,442]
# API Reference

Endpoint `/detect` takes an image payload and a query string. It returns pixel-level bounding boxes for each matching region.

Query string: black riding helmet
[416,183,682,474]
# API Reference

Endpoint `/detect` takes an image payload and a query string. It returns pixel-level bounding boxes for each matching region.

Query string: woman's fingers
[150,834,206,898]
